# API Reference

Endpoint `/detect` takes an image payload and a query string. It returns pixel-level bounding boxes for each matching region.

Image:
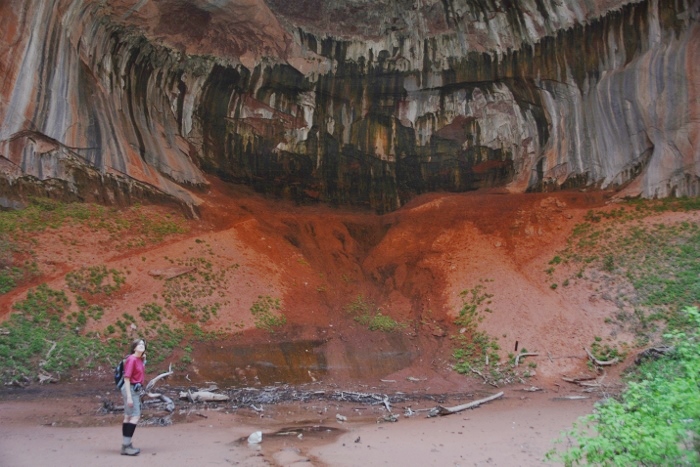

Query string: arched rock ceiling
[0,0,698,214]
[110,0,643,64]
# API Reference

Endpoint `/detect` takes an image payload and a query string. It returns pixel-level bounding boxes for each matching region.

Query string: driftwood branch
[584,348,619,366]
[429,391,504,417]
[146,394,175,412]
[382,395,392,412]
[514,352,539,367]
[145,363,173,393]
[179,390,230,402]
[144,364,175,411]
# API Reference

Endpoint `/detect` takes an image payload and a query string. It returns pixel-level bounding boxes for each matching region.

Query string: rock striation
[0,0,698,213]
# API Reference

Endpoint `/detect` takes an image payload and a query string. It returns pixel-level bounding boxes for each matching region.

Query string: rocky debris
[100,382,467,418]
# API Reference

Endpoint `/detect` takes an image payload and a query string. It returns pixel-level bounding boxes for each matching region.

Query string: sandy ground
[3,181,695,466]
[0,386,595,466]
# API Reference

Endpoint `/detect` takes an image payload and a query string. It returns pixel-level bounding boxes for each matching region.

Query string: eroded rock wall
[0,0,698,213]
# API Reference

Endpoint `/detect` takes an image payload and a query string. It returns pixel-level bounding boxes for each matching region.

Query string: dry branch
[429,391,504,417]
[145,364,175,411]
[562,375,597,384]
[382,395,392,412]
[514,352,539,367]
[584,348,619,366]
[145,363,173,393]
[470,367,499,388]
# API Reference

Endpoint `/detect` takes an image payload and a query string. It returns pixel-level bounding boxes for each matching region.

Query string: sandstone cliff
[1,0,698,213]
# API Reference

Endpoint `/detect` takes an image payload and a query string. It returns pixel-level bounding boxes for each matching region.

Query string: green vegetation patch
[160,257,237,323]
[0,280,225,383]
[450,282,538,386]
[0,197,186,240]
[250,295,287,332]
[451,284,499,371]
[0,197,188,295]
[549,306,700,465]
[0,284,118,383]
[344,295,405,332]
[65,265,126,296]
[549,199,700,341]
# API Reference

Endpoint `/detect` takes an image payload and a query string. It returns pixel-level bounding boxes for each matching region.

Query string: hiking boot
[121,444,140,456]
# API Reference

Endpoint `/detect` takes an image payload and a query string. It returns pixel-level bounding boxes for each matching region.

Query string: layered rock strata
[0,0,698,213]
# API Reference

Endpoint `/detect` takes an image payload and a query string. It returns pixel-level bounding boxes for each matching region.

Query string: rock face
[0,0,698,213]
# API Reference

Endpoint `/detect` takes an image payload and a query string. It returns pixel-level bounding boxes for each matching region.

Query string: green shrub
[549,306,700,465]
[0,284,120,383]
[344,295,404,332]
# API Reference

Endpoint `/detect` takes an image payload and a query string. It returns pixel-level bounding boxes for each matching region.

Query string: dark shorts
[121,384,142,418]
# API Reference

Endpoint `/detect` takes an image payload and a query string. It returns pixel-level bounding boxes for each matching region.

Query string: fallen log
[147,393,175,412]
[406,376,427,382]
[428,391,504,417]
[141,364,175,411]
[179,390,230,402]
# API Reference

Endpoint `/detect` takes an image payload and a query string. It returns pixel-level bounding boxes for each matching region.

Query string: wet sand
[0,387,596,466]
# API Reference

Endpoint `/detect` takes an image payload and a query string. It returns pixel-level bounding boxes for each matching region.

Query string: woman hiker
[120,338,147,456]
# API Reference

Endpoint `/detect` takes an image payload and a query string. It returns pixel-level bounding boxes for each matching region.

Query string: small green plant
[344,295,374,316]
[250,295,286,332]
[344,295,405,332]
[358,311,404,332]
